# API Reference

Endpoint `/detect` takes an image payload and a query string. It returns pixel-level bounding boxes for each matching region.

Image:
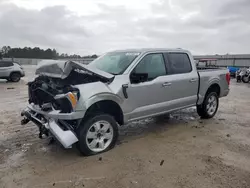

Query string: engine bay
[28,69,111,108]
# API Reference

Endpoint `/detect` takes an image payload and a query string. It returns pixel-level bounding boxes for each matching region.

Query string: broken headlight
[53,91,80,113]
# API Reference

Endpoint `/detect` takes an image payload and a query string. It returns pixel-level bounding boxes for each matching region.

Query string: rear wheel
[242,75,250,83]
[10,72,21,82]
[197,92,219,119]
[76,114,118,156]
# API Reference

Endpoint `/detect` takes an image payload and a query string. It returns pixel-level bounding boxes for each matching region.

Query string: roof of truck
[112,48,190,53]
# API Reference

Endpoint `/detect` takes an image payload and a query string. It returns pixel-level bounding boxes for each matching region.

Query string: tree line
[0,46,98,59]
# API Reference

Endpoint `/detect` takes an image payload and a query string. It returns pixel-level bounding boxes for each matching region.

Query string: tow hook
[21,118,30,125]
[21,109,49,139]
[39,125,49,139]
[21,110,30,125]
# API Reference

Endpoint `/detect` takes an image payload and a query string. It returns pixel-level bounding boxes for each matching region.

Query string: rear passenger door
[163,52,199,109]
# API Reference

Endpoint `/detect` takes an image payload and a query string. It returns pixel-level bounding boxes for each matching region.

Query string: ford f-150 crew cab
[21,48,230,155]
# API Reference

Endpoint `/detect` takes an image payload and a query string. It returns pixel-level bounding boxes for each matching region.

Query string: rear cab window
[164,53,192,74]
[0,61,14,67]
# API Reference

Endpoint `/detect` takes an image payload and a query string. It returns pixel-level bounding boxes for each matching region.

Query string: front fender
[84,93,124,109]
[74,82,123,111]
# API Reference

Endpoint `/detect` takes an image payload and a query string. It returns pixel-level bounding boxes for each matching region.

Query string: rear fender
[197,78,221,105]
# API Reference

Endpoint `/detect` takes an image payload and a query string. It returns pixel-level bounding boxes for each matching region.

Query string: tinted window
[133,53,166,81]
[165,53,192,74]
[0,61,13,67]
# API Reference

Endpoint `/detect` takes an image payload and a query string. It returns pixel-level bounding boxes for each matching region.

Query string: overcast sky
[0,0,249,55]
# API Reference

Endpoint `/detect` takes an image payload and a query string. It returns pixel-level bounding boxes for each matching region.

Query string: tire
[197,92,219,119]
[10,72,21,82]
[76,114,118,156]
[242,75,250,83]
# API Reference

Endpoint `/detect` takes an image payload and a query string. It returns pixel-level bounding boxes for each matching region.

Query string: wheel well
[83,100,124,125]
[206,84,220,96]
[10,71,21,76]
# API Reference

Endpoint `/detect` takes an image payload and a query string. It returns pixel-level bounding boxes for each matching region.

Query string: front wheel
[242,75,250,83]
[76,114,118,156]
[197,92,219,119]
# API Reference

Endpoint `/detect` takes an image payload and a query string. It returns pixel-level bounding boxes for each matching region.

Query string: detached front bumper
[47,120,78,148]
[25,104,85,120]
[21,104,83,148]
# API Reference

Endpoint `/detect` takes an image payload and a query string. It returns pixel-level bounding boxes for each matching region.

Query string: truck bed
[197,67,230,105]
[197,66,228,71]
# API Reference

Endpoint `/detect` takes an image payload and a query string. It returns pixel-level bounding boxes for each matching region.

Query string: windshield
[89,52,140,75]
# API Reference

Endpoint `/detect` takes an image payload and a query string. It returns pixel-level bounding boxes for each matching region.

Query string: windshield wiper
[108,72,119,75]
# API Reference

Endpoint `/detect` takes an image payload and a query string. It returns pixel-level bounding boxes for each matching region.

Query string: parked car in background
[21,48,230,156]
[0,61,25,82]
[241,68,250,83]
[235,67,250,83]
[228,66,240,78]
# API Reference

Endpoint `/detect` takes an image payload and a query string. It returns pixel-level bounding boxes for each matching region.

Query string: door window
[164,53,192,74]
[132,53,166,82]
[0,61,14,67]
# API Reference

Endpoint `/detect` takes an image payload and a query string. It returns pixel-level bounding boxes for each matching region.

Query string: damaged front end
[21,60,114,148]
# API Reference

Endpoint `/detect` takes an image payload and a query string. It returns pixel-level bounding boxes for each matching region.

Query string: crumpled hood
[35,60,114,80]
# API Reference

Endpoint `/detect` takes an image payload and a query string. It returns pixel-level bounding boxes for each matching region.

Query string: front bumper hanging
[21,105,79,148]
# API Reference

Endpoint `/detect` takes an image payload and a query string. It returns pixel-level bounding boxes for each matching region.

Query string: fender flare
[84,92,123,110]
[9,71,22,77]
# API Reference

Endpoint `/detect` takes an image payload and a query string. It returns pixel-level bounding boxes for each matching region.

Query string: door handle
[162,82,172,87]
[189,78,197,83]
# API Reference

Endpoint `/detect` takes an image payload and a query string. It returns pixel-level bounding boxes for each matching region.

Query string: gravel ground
[0,66,250,188]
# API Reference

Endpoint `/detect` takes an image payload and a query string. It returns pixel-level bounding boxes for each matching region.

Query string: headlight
[66,92,78,109]
[54,91,79,112]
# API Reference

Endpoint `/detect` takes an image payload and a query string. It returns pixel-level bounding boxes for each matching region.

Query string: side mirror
[130,73,148,84]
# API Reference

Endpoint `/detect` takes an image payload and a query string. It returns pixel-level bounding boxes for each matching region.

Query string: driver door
[125,53,170,121]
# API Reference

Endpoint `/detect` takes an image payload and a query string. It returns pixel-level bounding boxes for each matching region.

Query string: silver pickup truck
[21,49,230,155]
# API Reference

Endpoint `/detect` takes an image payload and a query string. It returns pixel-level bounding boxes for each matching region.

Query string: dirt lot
[1,66,250,188]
